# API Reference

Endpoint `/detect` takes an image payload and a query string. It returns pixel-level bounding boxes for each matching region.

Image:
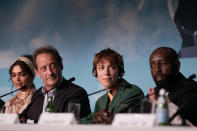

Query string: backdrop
[0,0,197,110]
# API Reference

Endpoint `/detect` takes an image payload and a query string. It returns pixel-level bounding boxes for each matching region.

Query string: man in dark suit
[148,47,197,126]
[22,45,91,123]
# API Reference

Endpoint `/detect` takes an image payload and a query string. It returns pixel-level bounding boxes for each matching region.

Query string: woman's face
[96,59,119,89]
[11,65,31,90]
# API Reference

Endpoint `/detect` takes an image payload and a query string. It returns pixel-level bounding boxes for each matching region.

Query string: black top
[0,99,4,108]
[154,73,197,126]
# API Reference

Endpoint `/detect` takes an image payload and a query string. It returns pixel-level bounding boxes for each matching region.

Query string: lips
[15,83,22,86]
[47,76,57,80]
[103,78,111,81]
[155,74,164,81]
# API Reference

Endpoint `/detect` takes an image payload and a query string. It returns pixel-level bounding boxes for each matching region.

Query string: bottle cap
[159,88,165,95]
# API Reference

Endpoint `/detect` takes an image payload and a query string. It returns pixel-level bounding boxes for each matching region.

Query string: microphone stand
[0,86,27,99]
[88,88,107,96]
[88,87,111,97]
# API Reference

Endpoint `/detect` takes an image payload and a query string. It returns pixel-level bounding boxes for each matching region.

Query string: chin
[102,85,111,89]
[48,81,58,86]
[156,80,167,87]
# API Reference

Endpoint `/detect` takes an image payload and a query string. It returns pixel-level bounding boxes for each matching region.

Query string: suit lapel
[108,87,124,112]
[102,94,110,110]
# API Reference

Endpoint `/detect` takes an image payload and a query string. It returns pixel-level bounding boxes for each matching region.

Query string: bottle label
[156,108,168,125]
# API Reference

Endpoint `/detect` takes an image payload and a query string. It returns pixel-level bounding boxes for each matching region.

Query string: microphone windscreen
[68,77,75,82]
[188,74,196,80]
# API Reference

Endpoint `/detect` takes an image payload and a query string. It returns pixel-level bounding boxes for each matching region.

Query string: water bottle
[45,96,54,113]
[156,88,169,125]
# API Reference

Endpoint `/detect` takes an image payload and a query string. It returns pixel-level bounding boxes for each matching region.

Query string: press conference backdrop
[0,0,197,110]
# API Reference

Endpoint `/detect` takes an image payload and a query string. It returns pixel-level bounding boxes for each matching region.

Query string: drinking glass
[140,98,155,113]
[68,103,81,121]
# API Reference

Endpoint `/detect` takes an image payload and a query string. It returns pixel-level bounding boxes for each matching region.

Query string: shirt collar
[41,77,64,95]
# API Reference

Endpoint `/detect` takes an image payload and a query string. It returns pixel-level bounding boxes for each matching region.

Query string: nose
[16,75,21,82]
[104,67,110,75]
[155,64,161,73]
[47,66,54,75]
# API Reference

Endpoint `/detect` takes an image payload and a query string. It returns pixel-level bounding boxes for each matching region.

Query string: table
[0,124,196,131]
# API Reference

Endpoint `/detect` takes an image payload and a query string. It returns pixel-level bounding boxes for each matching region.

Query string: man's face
[96,59,119,89]
[35,53,62,90]
[150,52,175,86]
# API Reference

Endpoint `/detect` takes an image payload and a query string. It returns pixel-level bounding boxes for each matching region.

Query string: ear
[35,69,41,78]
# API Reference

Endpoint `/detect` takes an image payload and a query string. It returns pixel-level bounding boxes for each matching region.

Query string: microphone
[169,105,183,123]
[0,85,27,99]
[88,87,111,97]
[188,74,196,80]
[68,77,75,83]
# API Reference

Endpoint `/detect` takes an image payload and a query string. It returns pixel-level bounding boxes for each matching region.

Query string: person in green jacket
[80,48,144,124]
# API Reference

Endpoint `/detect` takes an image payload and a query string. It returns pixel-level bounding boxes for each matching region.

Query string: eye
[150,63,155,69]
[97,65,104,70]
[50,63,57,69]
[11,73,16,78]
[160,62,167,66]
[40,66,46,72]
[20,72,27,76]
[111,65,117,70]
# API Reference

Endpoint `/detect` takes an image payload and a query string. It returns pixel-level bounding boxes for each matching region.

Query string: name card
[38,113,76,125]
[0,113,19,124]
[112,113,155,127]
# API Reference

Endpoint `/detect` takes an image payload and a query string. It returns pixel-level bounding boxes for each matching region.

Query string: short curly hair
[92,48,125,78]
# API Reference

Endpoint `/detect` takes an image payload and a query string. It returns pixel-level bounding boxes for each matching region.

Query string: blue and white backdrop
[0,0,196,110]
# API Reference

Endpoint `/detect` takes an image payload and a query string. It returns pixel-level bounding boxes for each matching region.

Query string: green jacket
[80,79,144,124]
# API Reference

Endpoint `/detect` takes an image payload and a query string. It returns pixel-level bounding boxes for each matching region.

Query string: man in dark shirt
[22,45,91,123]
[148,47,197,126]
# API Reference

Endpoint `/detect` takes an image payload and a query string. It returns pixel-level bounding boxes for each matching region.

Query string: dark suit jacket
[22,78,91,123]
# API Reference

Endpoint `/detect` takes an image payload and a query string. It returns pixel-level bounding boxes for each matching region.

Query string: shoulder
[95,93,108,104]
[181,78,197,96]
[120,79,144,96]
[177,74,197,91]
[57,78,88,98]
[60,78,87,93]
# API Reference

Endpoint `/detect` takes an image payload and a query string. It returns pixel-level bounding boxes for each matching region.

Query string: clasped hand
[94,109,114,124]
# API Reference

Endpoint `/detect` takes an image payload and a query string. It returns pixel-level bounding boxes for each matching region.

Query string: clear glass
[140,98,156,113]
[68,103,81,121]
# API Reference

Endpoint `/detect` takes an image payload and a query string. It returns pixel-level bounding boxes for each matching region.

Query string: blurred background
[0,0,196,110]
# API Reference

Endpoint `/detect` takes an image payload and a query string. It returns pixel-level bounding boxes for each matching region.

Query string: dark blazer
[22,78,91,123]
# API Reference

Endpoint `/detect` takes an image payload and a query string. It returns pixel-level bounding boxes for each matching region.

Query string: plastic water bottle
[45,96,54,113]
[156,88,169,125]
